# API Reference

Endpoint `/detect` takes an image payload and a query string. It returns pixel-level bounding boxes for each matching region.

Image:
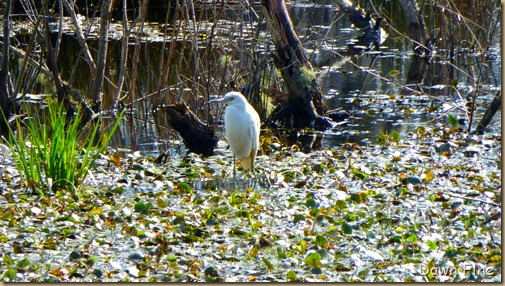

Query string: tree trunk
[89,0,113,112]
[43,14,96,127]
[162,101,218,156]
[261,0,331,130]
[0,0,17,137]
[476,92,501,133]
[398,0,432,55]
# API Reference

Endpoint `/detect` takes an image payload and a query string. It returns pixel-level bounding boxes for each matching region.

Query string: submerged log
[163,101,218,156]
[261,0,332,130]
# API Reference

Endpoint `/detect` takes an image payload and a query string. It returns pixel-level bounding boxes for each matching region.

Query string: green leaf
[230,196,244,205]
[447,114,459,127]
[177,182,193,194]
[391,130,400,144]
[300,239,307,253]
[342,222,353,234]
[315,235,329,249]
[262,257,274,270]
[309,208,320,216]
[305,198,317,208]
[134,202,147,212]
[156,197,167,208]
[352,169,368,180]
[435,143,451,154]
[3,269,17,280]
[304,252,322,268]
[92,269,103,278]
[334,200,347,209]
[86,256,97,267]
[427,240,437,251]
[408,233,418,243]
[389,69,400,76]
[69,250,81,261]
[406,176,422,185]
[16,258,29,268]
[316,248,327,258]
[293,214,305,223]
[345,213,356,221]
[286,270,297,281]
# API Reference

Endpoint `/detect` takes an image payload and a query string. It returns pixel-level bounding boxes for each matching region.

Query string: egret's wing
[246,105,261,169]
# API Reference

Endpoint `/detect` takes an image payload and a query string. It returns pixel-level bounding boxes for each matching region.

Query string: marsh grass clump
[4,98,123,198]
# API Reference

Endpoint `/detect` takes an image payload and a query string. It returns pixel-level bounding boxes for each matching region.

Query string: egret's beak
[208,97,228,104]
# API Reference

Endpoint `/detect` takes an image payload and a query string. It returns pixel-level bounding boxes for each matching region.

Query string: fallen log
[163,101,218,156]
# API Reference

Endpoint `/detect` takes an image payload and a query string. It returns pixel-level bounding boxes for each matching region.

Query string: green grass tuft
[3,98,124,198]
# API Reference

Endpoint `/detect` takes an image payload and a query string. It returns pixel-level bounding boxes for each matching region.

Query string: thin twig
[446,192,501,207]
[114,0,129,106]
[62,0,97,74]
[480,211,501,226]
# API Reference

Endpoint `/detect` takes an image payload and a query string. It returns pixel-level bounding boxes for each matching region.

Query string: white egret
[209,92,261,177]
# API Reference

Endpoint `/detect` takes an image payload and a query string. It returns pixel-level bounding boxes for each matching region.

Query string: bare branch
[62,0,97,74]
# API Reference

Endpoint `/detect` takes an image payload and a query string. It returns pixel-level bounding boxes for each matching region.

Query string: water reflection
[14,1,500,156]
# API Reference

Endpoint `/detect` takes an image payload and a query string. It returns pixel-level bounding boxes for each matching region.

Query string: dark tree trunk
[396,0,435,85]
[475,92,501,133]
[261,0,331,130]
[0,0,16,137]
[42,3,96,128]
[398,0,433,55]
[163,101,218,156]
[89,0,113,113]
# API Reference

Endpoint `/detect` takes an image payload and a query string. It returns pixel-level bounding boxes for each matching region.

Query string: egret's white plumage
[209,92,261,174]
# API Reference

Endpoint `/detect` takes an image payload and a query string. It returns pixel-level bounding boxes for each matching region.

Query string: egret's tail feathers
[239,156,253,170]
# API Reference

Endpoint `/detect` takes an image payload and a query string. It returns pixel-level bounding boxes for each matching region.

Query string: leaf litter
[0,123,501,282]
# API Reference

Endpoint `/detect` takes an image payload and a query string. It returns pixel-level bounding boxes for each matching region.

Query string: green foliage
[0,94,500,282]
[315,235,329,249]
[4,98,124,197]
[342,222,353,234]
[176,182,193,194]
[304,252,322,268]
[262,257,274,270]
[286,270,298,281]
[377,130,401,146]
[447,114,459,127]
[426,240,437,251]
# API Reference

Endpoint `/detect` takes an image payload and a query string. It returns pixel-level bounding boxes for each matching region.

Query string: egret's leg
[233,155,236,179]
[251,159,258,188]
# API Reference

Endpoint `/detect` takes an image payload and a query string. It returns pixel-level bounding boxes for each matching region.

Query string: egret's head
[208,92,247,106]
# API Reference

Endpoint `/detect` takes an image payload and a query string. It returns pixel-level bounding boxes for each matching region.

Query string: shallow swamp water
[0,0,501,282]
